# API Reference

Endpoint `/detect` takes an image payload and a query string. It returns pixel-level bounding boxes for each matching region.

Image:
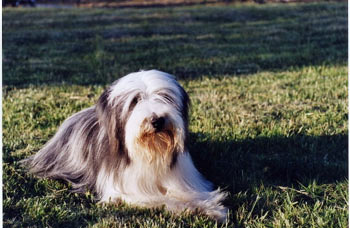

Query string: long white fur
[24,70,228,221]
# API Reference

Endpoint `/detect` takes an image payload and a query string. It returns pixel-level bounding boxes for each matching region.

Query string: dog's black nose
[151,116,165,131]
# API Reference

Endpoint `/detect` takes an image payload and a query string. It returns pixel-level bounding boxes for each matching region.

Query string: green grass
[3,1,348,227]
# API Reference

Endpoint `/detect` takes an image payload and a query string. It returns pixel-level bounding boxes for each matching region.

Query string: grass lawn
[3,1,348,227]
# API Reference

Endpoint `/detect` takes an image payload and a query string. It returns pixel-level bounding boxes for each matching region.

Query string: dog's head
[96,70,189,166]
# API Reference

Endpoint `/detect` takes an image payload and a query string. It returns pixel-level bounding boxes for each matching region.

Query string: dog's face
[97,70,189,166]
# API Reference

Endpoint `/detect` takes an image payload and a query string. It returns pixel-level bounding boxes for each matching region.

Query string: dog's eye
[129,96,140,110]
[132,96,139,104]
[158,93,174,104]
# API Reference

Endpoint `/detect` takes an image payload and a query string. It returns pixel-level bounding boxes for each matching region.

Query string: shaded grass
[3,2,347,86]
[3,1,348,227]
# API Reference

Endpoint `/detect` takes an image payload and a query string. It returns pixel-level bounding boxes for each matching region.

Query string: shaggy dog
[23,70,227,221]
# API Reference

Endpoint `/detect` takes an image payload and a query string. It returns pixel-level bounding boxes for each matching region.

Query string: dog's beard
[136,124,176,164]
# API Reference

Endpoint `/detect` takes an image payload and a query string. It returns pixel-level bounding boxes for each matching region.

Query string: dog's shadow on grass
[188,132,348,195]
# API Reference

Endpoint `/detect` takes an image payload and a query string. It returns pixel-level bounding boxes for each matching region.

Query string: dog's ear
[179,85,190,125]
[176,84,190,153]
[96,89,119,153]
